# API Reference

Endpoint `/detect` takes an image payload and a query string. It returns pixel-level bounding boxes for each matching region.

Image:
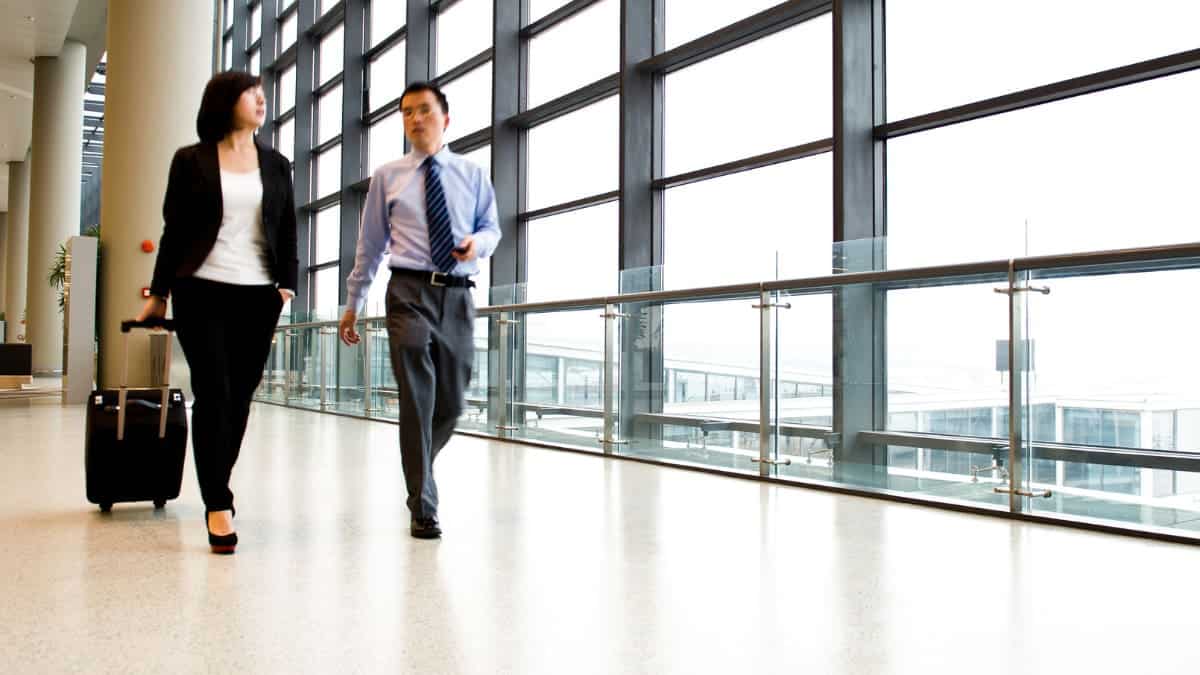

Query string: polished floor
[1,397,1198,674]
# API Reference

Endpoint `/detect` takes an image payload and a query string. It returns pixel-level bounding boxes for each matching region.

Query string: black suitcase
[85,318,188,512]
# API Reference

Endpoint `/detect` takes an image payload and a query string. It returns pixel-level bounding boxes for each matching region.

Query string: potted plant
[48,224,101,313]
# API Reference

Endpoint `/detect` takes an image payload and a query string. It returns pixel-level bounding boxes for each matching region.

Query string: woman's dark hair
[400,81,450,115]
[196,71,262,143]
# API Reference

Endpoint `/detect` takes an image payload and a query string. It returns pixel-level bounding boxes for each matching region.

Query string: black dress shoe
[206,511,238,554]
[410,518,442,539]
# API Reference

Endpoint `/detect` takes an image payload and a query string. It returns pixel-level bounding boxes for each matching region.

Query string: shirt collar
[413,144,452,167]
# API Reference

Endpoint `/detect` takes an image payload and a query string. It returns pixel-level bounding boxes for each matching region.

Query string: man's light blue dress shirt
[345,146,500,313]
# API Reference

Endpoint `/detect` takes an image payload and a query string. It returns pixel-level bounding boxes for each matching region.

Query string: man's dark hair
[196,71,262,144]
[400,81,450,115]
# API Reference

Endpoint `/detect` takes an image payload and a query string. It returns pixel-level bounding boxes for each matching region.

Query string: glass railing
[255,239,1200,541]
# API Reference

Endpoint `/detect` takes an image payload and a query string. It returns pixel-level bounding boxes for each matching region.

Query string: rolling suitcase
[85,318,188,512]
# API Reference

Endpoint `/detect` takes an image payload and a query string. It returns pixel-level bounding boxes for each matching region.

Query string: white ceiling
[0,0,108,211]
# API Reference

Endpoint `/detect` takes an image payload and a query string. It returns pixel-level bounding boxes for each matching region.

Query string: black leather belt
[390,267,475,288]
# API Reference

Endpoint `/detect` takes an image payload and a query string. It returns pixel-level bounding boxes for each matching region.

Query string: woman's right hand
[135,295,167,323]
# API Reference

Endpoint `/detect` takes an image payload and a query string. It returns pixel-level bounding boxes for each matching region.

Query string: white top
[192,169,274,286]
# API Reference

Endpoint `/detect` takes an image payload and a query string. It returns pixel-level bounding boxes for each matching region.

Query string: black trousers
[385,272,475,520]
[172,278,282,512]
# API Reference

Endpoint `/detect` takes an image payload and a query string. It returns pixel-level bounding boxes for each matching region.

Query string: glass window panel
[278,64,296,114]
[370,0,405,47]
[249,48,260,75]
[250,3,262,44]
[435,0,492,75]
[460,144,490,177]
[527,0,617,108]
[442,62,492,141]
[887,0,1200,121]
[316,83,343,145]
[279,11,298,54]
[312,266,341,319]
[223,37,232,70]
[664,16,830,176]
[662,155,830,290]
[528,0,572,24]
[277,117,294,163]
[223,0,233,30]
[887,70,1200,269]
[887,285,1008,436]
[314,205,340,264]
[664,0,785,51]
[367,111,404,176]
[315,144,342,199]
[368,41,406,113]
[527,96,617,210]
[524,355,559,404]
[563,358,602,407]
[526,202,617,302]
[318,0,337,17]
[318,25,344,85]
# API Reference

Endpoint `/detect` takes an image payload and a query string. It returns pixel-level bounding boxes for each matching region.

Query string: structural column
[5,158,31,343]
[26,41,86,373]
[832,0,887,480]
[0,212,8,320]
[98,0,214,388]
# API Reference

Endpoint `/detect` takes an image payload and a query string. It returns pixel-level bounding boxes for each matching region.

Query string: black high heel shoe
[206,510,238,555]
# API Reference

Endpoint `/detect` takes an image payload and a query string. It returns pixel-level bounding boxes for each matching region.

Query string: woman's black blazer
[150,141,299,298]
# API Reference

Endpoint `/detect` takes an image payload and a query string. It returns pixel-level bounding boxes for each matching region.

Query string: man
[339,82,500,539]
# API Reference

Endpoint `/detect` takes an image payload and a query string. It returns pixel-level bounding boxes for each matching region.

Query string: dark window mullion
[430,0,464,16]
[291,0,319,314]
[309,1,347,36]
[521,0,603,39]
[231,0,250,71]
[315,72,345,96]
[302,192,342,213]
[364,27,408,60]
[434,48,493,86]
[638,0,830,75]
[879,47,1200,140]
[447,127,492,154]
[268,44,300,72]
[520,190,620,222]
[339,0,367,304]
[653,139,833,190]
[312,134,344,155]
[364,99,402,124]
[508,74,618,128]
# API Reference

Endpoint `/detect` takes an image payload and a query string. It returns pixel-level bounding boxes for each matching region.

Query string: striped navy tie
[424,157,457,274]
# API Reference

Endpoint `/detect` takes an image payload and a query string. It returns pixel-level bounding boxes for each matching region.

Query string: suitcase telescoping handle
[116,318,176,441]
[120,318,177,333]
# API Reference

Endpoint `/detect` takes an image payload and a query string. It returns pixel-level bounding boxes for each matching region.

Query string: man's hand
[279,288,295,305]
[339,309,360,346]
[452,235,477,262]
[135,295,167,323]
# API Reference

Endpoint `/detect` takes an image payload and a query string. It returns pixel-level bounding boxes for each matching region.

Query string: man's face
[400,89,448,151]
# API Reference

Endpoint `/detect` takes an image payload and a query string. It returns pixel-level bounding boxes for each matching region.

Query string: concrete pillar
[6,158,32,343]
[0,212,7,319]
[98,0,215,389]
[26,41,86,374]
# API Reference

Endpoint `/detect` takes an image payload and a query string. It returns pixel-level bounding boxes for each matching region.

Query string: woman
[136,71,298,554]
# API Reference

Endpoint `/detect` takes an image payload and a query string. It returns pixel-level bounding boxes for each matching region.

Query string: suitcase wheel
[99,503,113,513]
[153,500,166,510]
